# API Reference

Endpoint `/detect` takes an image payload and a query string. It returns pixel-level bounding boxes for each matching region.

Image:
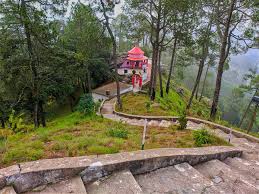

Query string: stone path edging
[0,146,241,193]
[112,104,259,144]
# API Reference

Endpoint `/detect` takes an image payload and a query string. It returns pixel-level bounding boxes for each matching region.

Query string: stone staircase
[1,146,257,193]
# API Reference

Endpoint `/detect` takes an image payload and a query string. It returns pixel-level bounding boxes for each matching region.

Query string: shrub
[76,94,95,115]
[8,110,25,132]
[193,129,212,147]
[145,101,152,112]
[0,129,13,141]
[107,124,129,139]
[178,112,187,130]
[196,109,202,116]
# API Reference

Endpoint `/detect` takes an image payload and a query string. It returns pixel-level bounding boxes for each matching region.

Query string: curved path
[101,97,259,152]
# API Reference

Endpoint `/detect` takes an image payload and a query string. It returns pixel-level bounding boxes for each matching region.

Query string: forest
[0,0,258,135]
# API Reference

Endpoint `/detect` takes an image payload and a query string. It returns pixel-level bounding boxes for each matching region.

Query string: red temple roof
[128,46,144,55]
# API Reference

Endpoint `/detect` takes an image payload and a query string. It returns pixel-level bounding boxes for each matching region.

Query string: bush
[76,94,95,115]
[178,112,187,130]
[0,129,13,141]
[193,129,212,147]
[8,110,25,132]
[107,124,129,139]
[145,101,152,112]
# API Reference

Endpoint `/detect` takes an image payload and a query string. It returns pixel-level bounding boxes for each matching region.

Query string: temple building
[118,46,150,89]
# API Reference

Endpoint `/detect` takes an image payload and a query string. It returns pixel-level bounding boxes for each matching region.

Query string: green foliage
[178,112,187,130]
[107,123,129,139]
[145,101,152,112]
[193,129,212,147]
[8,110,25,132]
[76,94,95,115]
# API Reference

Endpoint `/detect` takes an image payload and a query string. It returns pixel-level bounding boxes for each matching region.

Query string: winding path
[101,97,259,149]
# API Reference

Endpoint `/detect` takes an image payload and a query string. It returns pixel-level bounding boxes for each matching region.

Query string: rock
[159,120,171,128]
[148,120,159,126]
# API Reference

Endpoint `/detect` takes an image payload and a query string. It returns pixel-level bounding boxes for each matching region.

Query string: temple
[118,46,150,89]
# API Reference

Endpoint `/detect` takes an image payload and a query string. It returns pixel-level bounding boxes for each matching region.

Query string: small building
[118,46,150,89]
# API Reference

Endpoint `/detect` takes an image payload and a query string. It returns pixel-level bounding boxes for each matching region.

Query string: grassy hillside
[0,110,229,167]
[118,84,212,119]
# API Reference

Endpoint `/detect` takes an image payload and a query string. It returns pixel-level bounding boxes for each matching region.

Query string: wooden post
[141,119,148,150]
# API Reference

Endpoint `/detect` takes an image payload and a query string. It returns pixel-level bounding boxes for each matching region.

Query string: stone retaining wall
[113,109,259,144]
[0,147,241,193]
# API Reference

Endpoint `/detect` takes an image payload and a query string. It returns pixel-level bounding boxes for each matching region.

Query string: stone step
[135,162,220,194]
[231,138,259,152]
[25,176,86,194]
[195,159,259,194]
[224,157,259,187]
[86,169,143,194]
[0,187,17,194]
[242,152,259,161]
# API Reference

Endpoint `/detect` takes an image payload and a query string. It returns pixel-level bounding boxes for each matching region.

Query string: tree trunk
[33,102,39,128]
[158,49,163,98]
[187,42,208,109]
[149,47,156,95]
[166,37,177,94]
[247,104,258,133]
[195,81,200,99]
[0,117,5,128]
[69,95,76,112]
[150,0,162,101]
[199,64,210,101]
[21,0,39,128]
[87,66,92,94]
[39,100,46,127]
[150,45,159,101]
[100,0,122,109]
[239,89,257,127]
[210,0,236,120]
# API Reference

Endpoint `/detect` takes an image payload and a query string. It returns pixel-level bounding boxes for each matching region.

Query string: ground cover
[0,112,229,168]
[117,87,211,118]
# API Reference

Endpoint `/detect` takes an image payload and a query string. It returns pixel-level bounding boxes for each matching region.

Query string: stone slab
[0,147,242,193]
[195,159,259,193]
[135,162,219,194]
[25,176,86,194]
[87,170,142,194]
[0,186,17,194]
[224,157,259,184]
[242,152,259,161]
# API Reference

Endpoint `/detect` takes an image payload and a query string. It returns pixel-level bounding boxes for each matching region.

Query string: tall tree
[187,20,212,109]
[0,0,68,128]
[100,0,122,109]
[210,0,257,119]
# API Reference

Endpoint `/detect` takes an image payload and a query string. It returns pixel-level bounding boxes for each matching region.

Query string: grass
[117,86,211,119]
[0,112,230,168]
